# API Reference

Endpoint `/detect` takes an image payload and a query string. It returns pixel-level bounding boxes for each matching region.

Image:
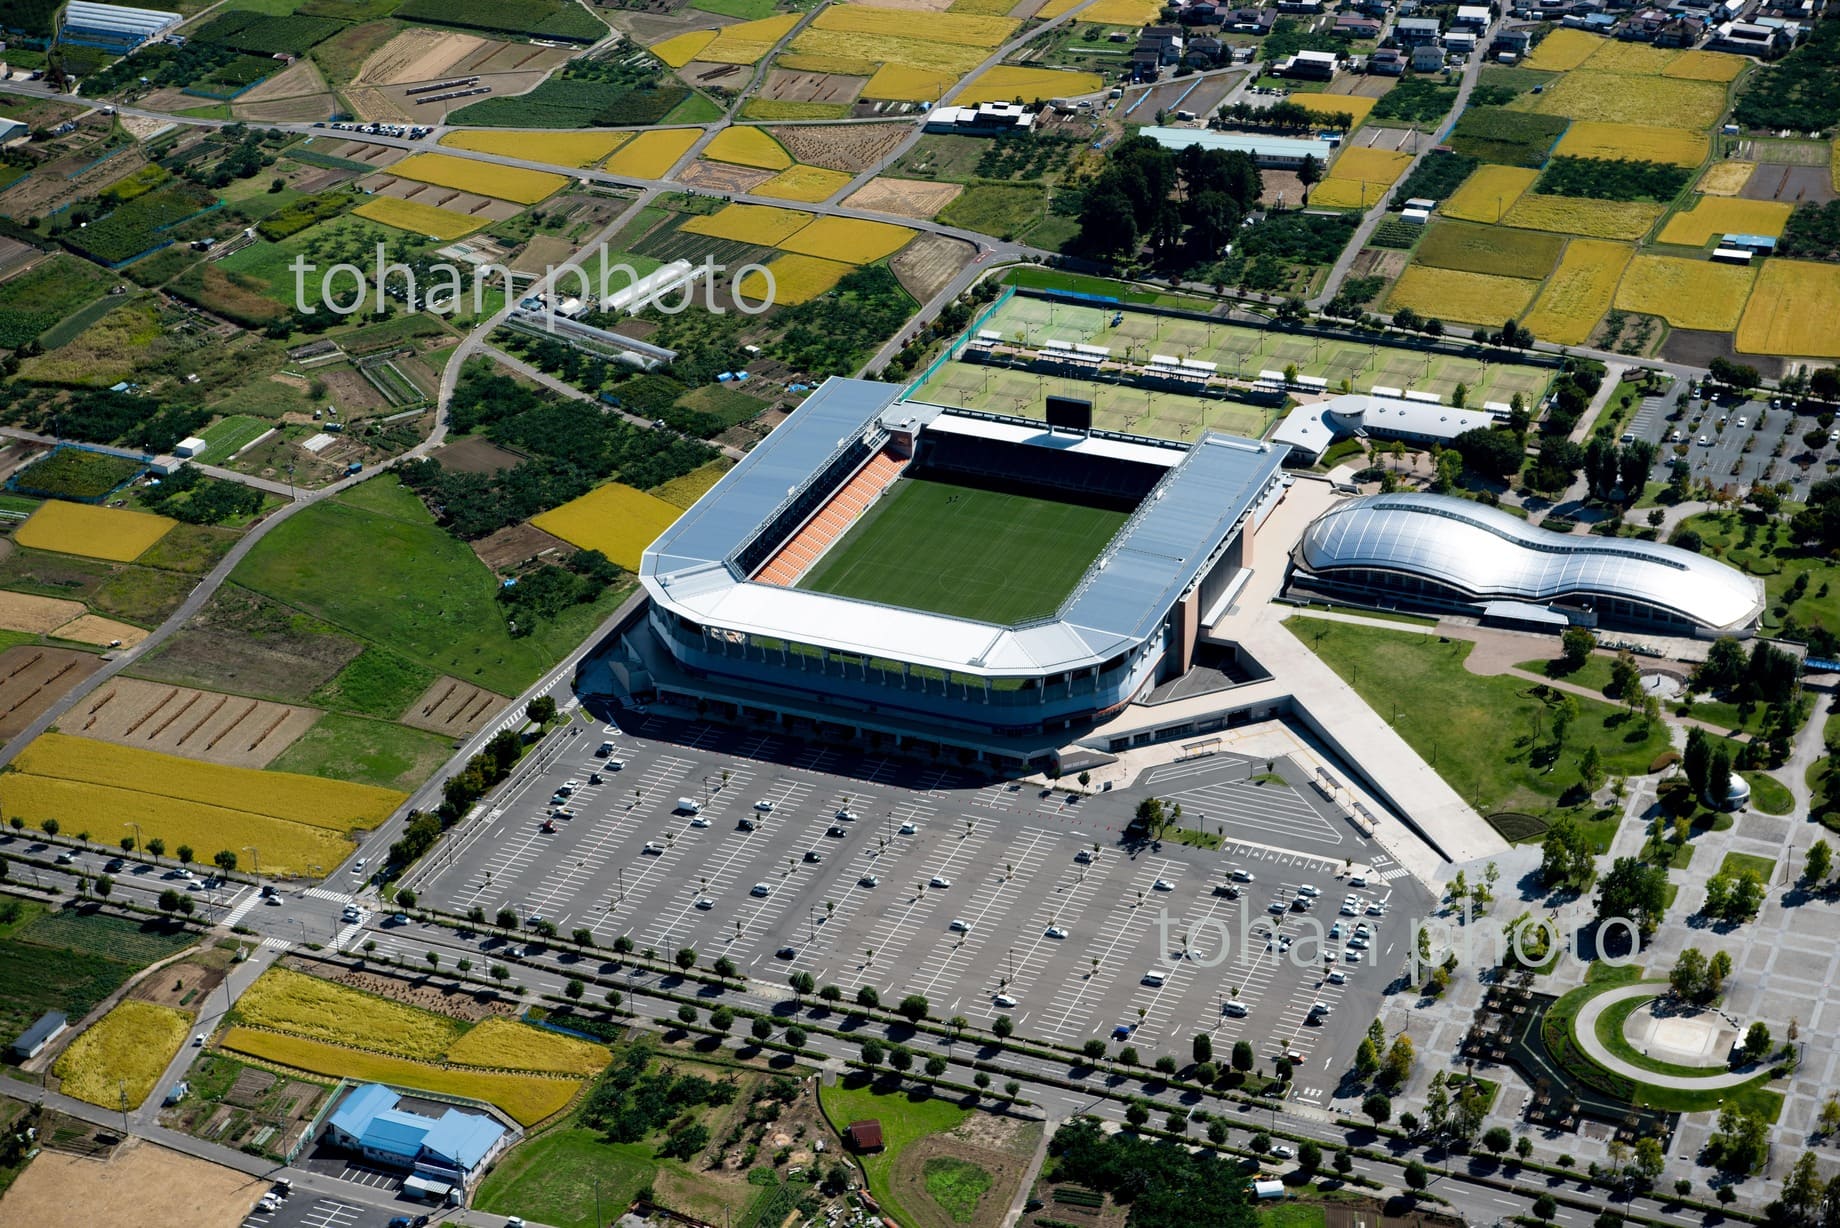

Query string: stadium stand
[913,429,1162,511]
[755,448,909,587]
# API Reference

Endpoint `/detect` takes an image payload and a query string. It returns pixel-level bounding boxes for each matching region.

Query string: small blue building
[323,1084,511,1189]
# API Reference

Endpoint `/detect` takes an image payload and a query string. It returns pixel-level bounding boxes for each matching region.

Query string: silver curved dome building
[1290,493,1765,638]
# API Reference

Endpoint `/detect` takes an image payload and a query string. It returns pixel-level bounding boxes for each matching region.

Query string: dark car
[775,945,798,959]
[826,825,847,837]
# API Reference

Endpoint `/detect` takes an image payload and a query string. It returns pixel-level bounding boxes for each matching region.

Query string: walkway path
[1571,983,1759,1090]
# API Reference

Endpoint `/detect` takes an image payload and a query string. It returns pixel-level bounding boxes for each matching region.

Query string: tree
[785,1026,808,1049]
[676,1004,697,1025]
[1381,1035,1415,1089]
[753,1017,774,1042]
[1192,1032,1213,1066]
[790,971,816,998]
[1632,1137,1664,1187]
[1579,745,1604,793]
[1124,1100,1150,1127]
[818,984,842,1003]
[398,889,417,910]
[564,977,583,1000]
[1403,1160,1428,1192]
[1232,1039,1254,1072]
[856,985,880,1007]
[94,874,110,898]
[1596,856,1669,937]
[571,927,594,948]
[1540,812,1598,890]
[1354,1036,1379,1076]
[897,993,929,1021]
[1708,1104,1769,1172]
[497,906,519,931]
[709,1006,734,1034]
[525,695,558,724]
[1118,1045,1140,1066]
[1516,1135,1534,1161]
[1670,947,1707,1000]
[40,817,58,837]
[1363,1092,1391,1124]
[924,1056,946,1077]
[1425,1074,1450,1135]
[888,1046,913,1073]
[175,844,193,865]
[1298,153,1323,202]
[1706,743,1733,805]
[1532,1194,1558,1220]
[993,1015,1013,1038]
[1708,949,1733,994]
[1807,838,1833,886]
[1742,1020,1772,1061]
[158,888,181,913]
[1082,1038,1107,1061]
[1481,1126,1512,1155]
[1297,1141,1322,1174]
[1783,1151,1823,1224]
[147,837,165,857]
[1561,626,1597,669]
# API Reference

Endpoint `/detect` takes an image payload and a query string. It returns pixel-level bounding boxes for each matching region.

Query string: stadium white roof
[642,379,1287,676]
[62,1,183,35]
[1296,493,1765,634]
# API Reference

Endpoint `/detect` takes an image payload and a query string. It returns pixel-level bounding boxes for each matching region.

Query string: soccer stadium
[633,378,1290,766]
[1288,493,1765,639]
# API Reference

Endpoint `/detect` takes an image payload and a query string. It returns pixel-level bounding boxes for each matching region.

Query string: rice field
[1441,165,1539,224]
[1290,92,1376,126]
[235,968,464,1062]
[531,482,684,570]
[1386,265,1541,326]
[1081,0,1162,20]
[813,6,1014,44]
[653,30,716,67]
[1656,196,1794,246]
[1415,220,1564,279]
[1613,254,1757,330]
[353,197,481,241]
[753,164,854,202]
[1552,122,1708,168]
[1521,238,1632,345]
[777,51,879,75]
[1331,145,1413,185]
[389,153,567,205]
[1736,259,1840,359]
[1663,50,1746,82]
[446,1018,609,1076]
[738,252,854,304]
[790,29,990,75]
[604,128,702,179]
[702,12,802,64]
[863,63,958,102]
[1504,194,1664,240]
[1521,27,1601,71]
[779,215,915,261]
[15,500,174,562]
[1579,40,1680,75]
[703,126,792,170]
[440,130,630,169]
[221,1028,581,1127]
[1698,161,1755,195]
[955,65,1103,106]
[1309,178,1387,208]
[1517,71,1728,131]
[652,459,734,509]
[53,1000,190,1110]
[682,202,815,244]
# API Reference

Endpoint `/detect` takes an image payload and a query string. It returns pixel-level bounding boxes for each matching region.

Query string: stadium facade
[633,378,1289,765]
[1288,493,1765,638]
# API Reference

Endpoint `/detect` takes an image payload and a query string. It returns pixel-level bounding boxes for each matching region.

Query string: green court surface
[799,477,1125,625]
[923,299,1554,442]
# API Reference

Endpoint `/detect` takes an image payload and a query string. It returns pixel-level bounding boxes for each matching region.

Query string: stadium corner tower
[631,378,1289,769]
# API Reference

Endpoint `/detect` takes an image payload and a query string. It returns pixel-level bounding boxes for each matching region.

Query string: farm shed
[846,1119,884,1152]
[10,1010,68,1059]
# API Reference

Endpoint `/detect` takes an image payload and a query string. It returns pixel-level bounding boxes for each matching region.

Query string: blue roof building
[323,1084,512,1188]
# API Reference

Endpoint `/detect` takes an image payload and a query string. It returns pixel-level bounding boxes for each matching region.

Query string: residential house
[1131,47,1163,78]
[1410,42,1446,68]
[1491,27,1533,52]
[1453,4,1494,29]
[1187,33,1226,60]
[1221,6,1275,31]
[1706,17,1785,51]
[1367,45,1407,71]
[1394,16,1443,43]
[1275,0,1323,12]
[1181,0,1223,20]
[924,101,1036,133]
[1283,47,1341,77]
[1618,5,1670,37]
[1334,13,1384,36]
[1654,14,1706,43]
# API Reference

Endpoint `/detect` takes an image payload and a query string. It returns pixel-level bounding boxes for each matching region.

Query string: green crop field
[799,477,1125,624]
[0,255,116,348]
[269,712,454,791]
[1414,220,1565,280]
[0,902,196,1040]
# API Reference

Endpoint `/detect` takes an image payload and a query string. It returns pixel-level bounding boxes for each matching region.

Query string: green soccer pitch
[797,477,1128,625]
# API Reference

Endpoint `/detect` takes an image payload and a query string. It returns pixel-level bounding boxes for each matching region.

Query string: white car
[1326,969,1347,985]
[1830,430,1839,443]
[1297,884,1319,897]
[929,875,952,889]
[994,993,1018,1008]
[193,1031,206,1047]
[1698,434,1711,445]
[1340,903,1359,916]
[949,918,970,932]
[1367,902,1387,916]
[352,858,366,873]
[1152,879,1174,892]
[754,799,775,813]
[1271,1144,1296,1160]
[1354,923,1371,937]
[1044,925,1069,939]
[642,842,664,854]
[1074,849,1094,864]
[694,897,714,910]
[689,815,710,828]
[1737,416,1748,427]
[859,874,880,888]
[835,809,857,822]
[899,821,917,835]
[1309,1001,1330,1016]
[1230,868,1254,882]
[750,882,771,897]
[1345,948,1364,964]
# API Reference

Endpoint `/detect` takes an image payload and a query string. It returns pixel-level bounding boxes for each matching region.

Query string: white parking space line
[854,827,993,992]
[906,827,1058,1003]
[1037,856,1184,1041]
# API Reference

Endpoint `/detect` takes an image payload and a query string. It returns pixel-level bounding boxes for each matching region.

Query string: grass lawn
[1517,653,1619,695]
[268,713,454,791]
[1719,851,1777,881]
[0,904,197,1040]
[924,1157,993,1223]
[800,477,1126,625]
[1291,619,1671,813]
[1676,509,1840,640]
[1742,771,1793,815]
[197,414,273,462]
[936,183,1048,241]
[1594,987,1734,1078]
[232,476,632,695]
[474,1126,659,1228]
[308,647,436,719]
[1259,1206,1328,1228]
[819,1079,968,1228]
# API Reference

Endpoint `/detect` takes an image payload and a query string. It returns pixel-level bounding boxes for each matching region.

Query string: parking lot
[239,1194,402,1228]
[1626,385,1836,502]
[405,711,1433,1091]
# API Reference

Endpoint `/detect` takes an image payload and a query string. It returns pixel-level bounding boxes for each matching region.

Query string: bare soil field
[318,366,391,414]
[237,58,332,104]
[432,436,527,474]
[888,1113,1041,1228]
[133,948,232,1009]
[1740,163,1836,204]
[773,124,911,172]
[309,959,520,1022]
[1733,138,1827,165]
[402,675,506,736]
[0,435,50,483]
[1663,326,1785,379]
[353,27,492,86]
[510,234,577,275]
[843,177,963,218]
[350,65,567,123]
[471,521,572,572]
[0,646,103,740]
[891,232,973,301]
[0,237,37,277]
[1259,168,1306,207]
[0,142,150,217]
[326,140,404,166]
[679,160,776,193]
[0,590,87,633]
[760,69,866,103]
[131,586,363,702]
[1355,124,1417,150]
[235,92,340,124]
[360,172,525,220]
[51,613,149,649]
[0,1136,260,1228]
[1340,73,1395,98]
[292,167,356,194]
[1350,245,1410,284]
[681,60,750,89]
[73,676,319,768]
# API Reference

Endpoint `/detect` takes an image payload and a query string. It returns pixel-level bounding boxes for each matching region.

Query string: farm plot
[236,967,464,1061]
[650,459,733,510]
[1504,193,1664,240]
[1290,92,1377,127]
[892,232,973,302]
[1522,26,1601,71]
[71,677,318,768]
[353,196,481,239]
[788,7,1017,79]
[682,202,815,244]
[1614,254,1756,331]
[392,0,607,42]
[15,500,174,562]
[703,126,793,169]
[1522,238,1632,345]
[51,615,147,649]
[440,129,629,169]
[779,215,915,261]
[1656,196,1794,246]
[739,252,854,304]
[844,177,963,218]
[1331,145,1413,186]
[1736,259,1840,359]
[773,124,912,172]
[447,1018,608,1075]
[1518,71,1728,131]
[1447,108,1569,168]
[531,482,683,570]
[1414,220,1564,279]
[194,11,346,56]
[389,152,566,204]
[0,590,87,634]
[759,67,867,106]
[1699,161,1755,195]
[53,1000,191,1111]
[1579,40,1680,75]
[1386,265,1540,326]
[1553,122,1708,168]
[0,646,105,740]
[754,165,854,202]
[1664,50,1746,82]
[362,175,521,222]
[0,254,116,348]
[400,675,506,736]
[653,30,716,68]
[1309,179,1386,208]
[604,128,702,178]
[698,12,802,64]
[677,160,775,194]
[1442,164,1540,223]
[863,63,956,102]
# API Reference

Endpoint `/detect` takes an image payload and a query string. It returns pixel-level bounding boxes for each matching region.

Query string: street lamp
[243,846,260,876]
[122,821,142,854]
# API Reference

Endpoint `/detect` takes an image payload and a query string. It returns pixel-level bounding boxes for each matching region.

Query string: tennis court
[798,476,1125,625]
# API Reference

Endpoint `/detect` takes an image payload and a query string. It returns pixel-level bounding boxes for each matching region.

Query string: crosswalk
[260,937,292,952]
[220,889,262,929]
[302,887,354,904]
